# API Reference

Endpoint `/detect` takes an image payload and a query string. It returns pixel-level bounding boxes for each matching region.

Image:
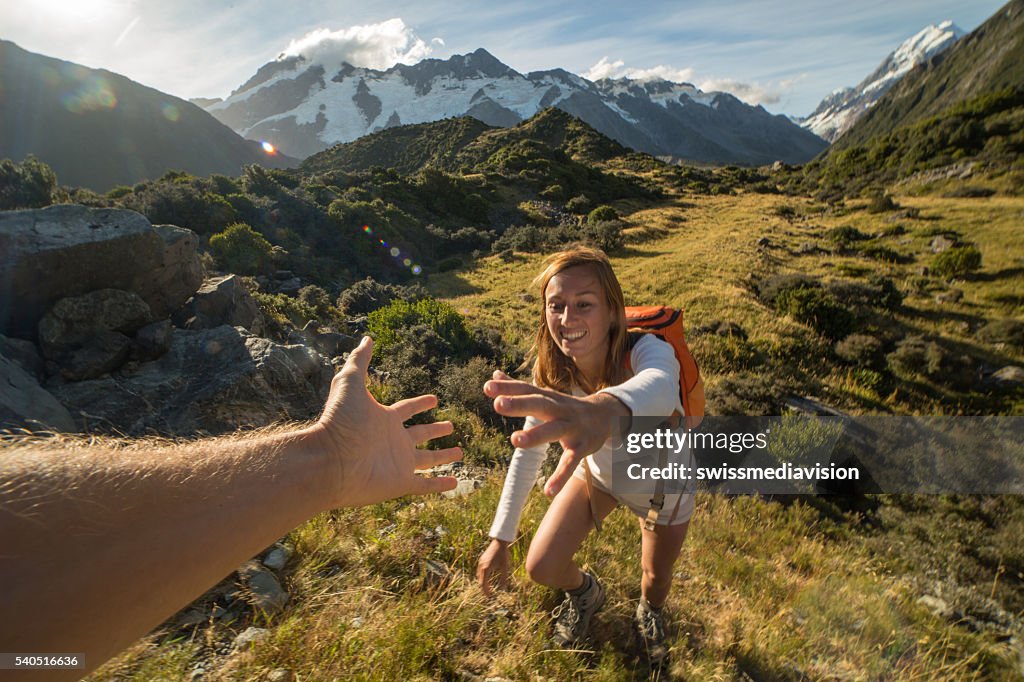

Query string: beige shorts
[573,458,695,526]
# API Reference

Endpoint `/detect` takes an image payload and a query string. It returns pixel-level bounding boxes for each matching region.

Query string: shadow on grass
[970,266,1024,283]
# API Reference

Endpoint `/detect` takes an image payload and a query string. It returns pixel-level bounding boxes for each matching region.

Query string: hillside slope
[0,41,295,192]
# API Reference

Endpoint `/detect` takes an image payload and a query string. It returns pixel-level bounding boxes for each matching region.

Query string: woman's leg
[525,475,617,590]
[638,518,690,608]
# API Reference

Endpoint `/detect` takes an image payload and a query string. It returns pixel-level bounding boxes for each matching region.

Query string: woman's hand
[484,371,630,497]
[477,538,512,596]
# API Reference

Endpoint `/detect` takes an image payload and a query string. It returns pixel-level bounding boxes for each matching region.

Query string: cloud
[583,56,696,84]
[582,56,801,106]
[278,18,438,69]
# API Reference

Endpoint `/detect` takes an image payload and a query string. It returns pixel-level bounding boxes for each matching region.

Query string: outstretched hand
[484,370,629,498]
[313,336,462,508]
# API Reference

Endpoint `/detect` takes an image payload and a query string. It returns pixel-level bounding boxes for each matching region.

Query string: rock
[54,330,133,381]
[930,235,956,253]
[0,354,77,432]
[238,561,288,614]
[291,322,358,359]
[232,626,270,649]
[276,277,302,296]
[51,325,332,436]
[172,275,264,335]
[267,669,293,682]
[990,366,1024,386]
[442,478,480,499]
[422,559,451,589]
[273,270,295,280]
[756,237,771,248]
[350,616,365,629]
[133,320,173,361]
[796,241,817,254]
[0,206,202,340]
[935,289,963,305]
[263,544,293,571]
[0,335,44,379]
[915,266,930,276]
[918,595,953,620]
[38,289,151,358]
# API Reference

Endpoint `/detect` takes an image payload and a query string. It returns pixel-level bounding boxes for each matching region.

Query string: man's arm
[0,336,460,679]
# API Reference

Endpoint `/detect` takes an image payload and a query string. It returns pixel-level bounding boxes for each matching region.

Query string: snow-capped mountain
[205,48,827,166]
[802,21,965,142]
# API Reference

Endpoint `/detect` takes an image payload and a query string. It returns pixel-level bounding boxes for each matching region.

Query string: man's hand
[476,538,512,597]
[484,371,629,497]
[312,336,462,509]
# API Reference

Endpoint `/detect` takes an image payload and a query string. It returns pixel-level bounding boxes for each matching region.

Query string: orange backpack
[624,305,705,429]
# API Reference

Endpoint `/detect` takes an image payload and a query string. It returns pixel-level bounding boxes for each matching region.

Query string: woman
[477,245,695,663]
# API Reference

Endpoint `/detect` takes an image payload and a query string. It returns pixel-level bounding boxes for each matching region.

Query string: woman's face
[544,265,613,368]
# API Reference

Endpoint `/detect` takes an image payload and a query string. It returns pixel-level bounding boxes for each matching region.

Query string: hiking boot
[635,598,669,665]
[551,572,605,647]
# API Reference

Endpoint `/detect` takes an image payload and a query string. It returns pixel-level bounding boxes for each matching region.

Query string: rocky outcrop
[0,355,77,432]
[0,206,203,340]
[51,325,332,435]
[173,275,264,335]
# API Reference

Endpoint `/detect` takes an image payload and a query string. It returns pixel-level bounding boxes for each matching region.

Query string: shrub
[752,274,820,307]
[825,226,869,248]
[297,285,333,319]
[437,256,463,273]
[775,287,855,340]
[438,357,499,421]
[0,156,58,209]
[565,194,592,214]
[689,334,759,375]
[336,277,424,316]
[835,334,885,369]
[867,192,898,213]
[858,244,904,263]
[977,319,1024,347]
[931,245,982,279]
[580,219,625,252]
[368,298,471,354]
[254,291,318,329]
[208,223,274,275]
[886,336,946,377]
[587,205,619,224]
[706,374,782,416]
[540,184,565,200]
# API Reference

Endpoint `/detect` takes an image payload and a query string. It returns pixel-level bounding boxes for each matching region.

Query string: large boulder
[51,325,332,436]
[39,289,152,356]
[172,275,264,335]
[0,354,77,432]
[0,206,202,340]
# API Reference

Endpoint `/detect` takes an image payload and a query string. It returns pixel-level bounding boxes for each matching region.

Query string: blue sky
[4,0,1009,116]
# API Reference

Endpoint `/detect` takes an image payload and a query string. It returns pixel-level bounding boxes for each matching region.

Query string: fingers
[414,446,463,470]
[511,419,566,449]
[484,378,550,398]
[340,336,373,377]
[492,369,510,380]
[478,566,493,597]
[391,394,438,421]
[543,450,582,498]
[493,394,563,420]
[407,421,453,445]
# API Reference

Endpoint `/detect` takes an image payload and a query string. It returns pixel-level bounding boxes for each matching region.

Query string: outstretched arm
[0,336,460,680]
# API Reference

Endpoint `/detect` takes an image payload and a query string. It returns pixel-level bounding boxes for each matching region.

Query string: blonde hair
[528,245,630,394]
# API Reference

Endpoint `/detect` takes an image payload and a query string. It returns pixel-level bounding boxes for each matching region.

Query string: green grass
[86,181,1024,681]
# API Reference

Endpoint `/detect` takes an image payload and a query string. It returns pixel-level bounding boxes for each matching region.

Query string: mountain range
[801,21,965,142]
[203,49,827,166]
[0,40,295,192]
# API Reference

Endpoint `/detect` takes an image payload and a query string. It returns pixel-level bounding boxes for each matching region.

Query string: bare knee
[642,565,672,592]
[525,548,564,587]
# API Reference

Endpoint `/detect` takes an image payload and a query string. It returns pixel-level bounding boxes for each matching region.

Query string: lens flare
[412,265,422,275]
[261,141,276,154]
[362,225,372,234]
[161,103,180,122]
[390,247,400,257]
[61,73,117,114]
[403,258,411,267]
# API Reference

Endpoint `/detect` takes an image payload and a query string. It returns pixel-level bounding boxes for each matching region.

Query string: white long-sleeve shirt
[488,333,682,542]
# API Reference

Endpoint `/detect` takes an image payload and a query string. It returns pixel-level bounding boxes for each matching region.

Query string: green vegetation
[208,222,274,275]
[0,155,60,209]
[932,244,983,279]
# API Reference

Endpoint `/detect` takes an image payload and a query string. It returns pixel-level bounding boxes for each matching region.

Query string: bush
[438,357,499,421]
[835,334,885,369]
[858,244,904,263]
[867,192,898,213]
[825,226,869,248]
[580,219,625,252]
[297,285,333,319]
[254,291,318,329]
[587,205,619,224]
[0,156,58,209]
[706,374,782,416]
[437,256,463,273]
[337,277,424,316]
[931,245,982,279]
[565,194,592,214]
[752,274,820,307]
[977,319,1024,347]
[208,223,274,275]
[775,287,855,340]
[368,298,471,354]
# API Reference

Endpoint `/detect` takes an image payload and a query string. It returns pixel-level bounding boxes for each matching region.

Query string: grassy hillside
[84,182,1024,680]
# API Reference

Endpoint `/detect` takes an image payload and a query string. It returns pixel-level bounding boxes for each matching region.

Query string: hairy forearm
[0,425,332,679]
